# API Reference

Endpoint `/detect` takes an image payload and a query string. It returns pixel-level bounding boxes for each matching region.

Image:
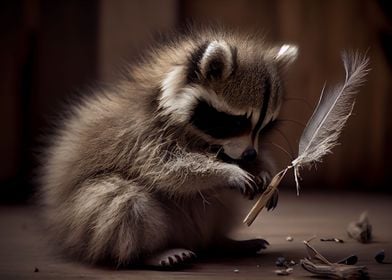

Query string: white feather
[291,51,369,193]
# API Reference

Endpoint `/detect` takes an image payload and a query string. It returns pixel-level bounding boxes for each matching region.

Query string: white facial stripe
[159,66,193,122]
[251,111,260,128]
[196,88,240,116]
[261,112,273,129]
[159,91,198,123]
[261,91,282,129]
[160,65,184,107]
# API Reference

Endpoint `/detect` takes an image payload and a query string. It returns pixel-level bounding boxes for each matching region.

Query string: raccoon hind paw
[144,248,196,269]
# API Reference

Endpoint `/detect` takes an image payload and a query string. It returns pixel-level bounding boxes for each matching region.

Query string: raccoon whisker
[270,127,295,159]
[283,97,313,110]
[261,142,294,162]
[276,118,306,128]
[197,189,211,212]
[212,145,224,157]
[210,189,225,206]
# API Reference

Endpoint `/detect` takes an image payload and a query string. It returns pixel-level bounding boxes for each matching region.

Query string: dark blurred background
[1,0,391,203]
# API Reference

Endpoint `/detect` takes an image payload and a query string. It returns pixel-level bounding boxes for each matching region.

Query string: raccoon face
[159,39,297,161]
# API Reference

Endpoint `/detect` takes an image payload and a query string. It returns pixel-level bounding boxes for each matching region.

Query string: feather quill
[244,51,369,226]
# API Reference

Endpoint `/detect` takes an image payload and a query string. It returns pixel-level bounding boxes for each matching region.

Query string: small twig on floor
[301,239,369,279]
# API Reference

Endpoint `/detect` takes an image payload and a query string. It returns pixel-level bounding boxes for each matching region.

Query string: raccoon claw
[255,171,278,210]
[254,175,267,193]
[253,238,270,253]
[226,166,269,200]
[240,175,272,200]
[266,189,279,211]
[145,248,196,268]
[227,173,257,199]
[241,179,259,200]
[244,172,272,200]
[258,171,272,188]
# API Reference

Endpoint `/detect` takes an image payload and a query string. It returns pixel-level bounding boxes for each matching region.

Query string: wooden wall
[0,0,390,202]
[0,0,100,201]
[98,0,177,81]
[0,0,177,202]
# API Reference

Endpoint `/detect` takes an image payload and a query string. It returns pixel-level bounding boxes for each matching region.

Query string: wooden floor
[0,191,391,280]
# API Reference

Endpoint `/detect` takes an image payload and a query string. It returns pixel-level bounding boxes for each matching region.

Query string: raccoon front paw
[228,179,258,199]
[241,171,271,200]
[226,166,258,199]
[226,165,274,200]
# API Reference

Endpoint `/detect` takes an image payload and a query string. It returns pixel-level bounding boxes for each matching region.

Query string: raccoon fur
[40,27,298,267]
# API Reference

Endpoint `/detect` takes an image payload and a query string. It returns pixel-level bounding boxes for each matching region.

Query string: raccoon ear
[272,44,299,69]
[199,41,235,81]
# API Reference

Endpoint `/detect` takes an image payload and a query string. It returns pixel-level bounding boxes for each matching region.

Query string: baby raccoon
[40,27,297,267]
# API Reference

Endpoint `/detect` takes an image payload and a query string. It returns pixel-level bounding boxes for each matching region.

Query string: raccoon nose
[241,148,257,162]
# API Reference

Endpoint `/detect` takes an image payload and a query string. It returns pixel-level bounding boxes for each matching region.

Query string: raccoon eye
[190,100,251,139]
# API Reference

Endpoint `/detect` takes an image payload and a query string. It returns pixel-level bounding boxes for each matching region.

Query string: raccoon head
[158,39,298,162]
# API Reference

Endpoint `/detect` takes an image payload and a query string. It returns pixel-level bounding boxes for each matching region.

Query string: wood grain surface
[0,191,391,279]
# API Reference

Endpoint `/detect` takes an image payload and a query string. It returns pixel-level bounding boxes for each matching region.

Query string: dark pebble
[375,250,385,263]
[338,255,358,265]
[275,257,286,267]
[34,267,39,272]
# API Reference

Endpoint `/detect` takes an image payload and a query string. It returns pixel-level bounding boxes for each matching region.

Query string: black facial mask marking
[252,75,271,140]
[190,100,251,139]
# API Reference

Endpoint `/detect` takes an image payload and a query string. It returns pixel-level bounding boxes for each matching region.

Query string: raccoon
[40,27,298,267]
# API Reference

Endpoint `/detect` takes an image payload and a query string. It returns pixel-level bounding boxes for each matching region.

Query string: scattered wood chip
[320,237,344,243]
[233,269,239,273]
[286,236,294,242]
[347,211,372,243]
[275,268,293,276]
